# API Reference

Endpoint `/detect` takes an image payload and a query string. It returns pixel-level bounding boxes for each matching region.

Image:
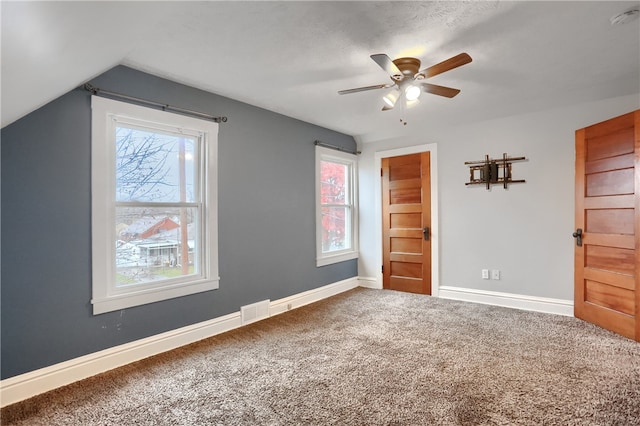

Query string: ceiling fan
[338,52,472,111]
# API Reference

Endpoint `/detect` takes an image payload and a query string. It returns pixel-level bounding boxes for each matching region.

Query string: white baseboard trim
[0,277,359,408]
[269,277,359,316]
[438,286,574,317]
[358,276,380,289]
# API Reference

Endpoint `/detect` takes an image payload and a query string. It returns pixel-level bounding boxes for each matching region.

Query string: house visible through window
[91,96,219,315]
[316,146,358,266]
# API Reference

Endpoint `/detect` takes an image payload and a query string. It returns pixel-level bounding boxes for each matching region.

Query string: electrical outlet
[491,270,501,280]
[482,269,490,280]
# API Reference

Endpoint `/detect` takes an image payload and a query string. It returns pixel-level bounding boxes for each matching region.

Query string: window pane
[115,126,197,203]
[321,206,351,252]
[116,206,199,287]
[320,160,348,205]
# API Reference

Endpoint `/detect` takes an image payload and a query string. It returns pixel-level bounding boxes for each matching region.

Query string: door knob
[423,227,430,241]
[572,228,583,247]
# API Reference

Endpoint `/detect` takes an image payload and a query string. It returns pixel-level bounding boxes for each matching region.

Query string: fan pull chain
[400,95,408,126]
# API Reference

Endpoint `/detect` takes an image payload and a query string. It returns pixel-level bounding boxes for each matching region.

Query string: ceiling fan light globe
[405,85,421,101]
[383,90,399,108]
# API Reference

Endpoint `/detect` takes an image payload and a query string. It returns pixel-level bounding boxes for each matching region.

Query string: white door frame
[374,143,440,296]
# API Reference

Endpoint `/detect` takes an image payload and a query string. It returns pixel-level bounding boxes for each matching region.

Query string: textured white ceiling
[2,1,639,143]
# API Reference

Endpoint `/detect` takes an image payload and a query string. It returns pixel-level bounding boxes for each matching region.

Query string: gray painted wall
[1,66,357,379]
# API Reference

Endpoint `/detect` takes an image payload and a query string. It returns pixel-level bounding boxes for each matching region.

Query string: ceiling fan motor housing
[392,57,422,80]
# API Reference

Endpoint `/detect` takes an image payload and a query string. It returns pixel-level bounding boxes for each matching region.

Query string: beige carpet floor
[2,288,640,425]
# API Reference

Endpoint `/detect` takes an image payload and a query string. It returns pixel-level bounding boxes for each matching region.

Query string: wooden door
[574,110,639,341]
[382,152,431,294]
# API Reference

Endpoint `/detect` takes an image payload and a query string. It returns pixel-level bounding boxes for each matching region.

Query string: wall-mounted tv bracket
[465,153,526,190]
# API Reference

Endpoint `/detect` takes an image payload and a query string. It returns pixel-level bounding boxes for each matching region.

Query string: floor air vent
[241,300,270,325]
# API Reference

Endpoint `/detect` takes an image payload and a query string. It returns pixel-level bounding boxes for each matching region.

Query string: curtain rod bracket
[83,83,228,123]
[85,83,99,95]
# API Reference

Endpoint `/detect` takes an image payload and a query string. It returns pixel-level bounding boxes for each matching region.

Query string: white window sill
[316,251,358,267]
[92,277,219,315]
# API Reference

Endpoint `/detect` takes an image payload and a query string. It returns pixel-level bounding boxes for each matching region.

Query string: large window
[91,96,219,314]
[315,146,358,266]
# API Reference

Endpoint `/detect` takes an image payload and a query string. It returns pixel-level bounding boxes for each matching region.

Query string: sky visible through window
[115,126,196,203]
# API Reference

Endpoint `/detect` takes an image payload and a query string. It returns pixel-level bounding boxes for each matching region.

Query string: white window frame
[91,96,219,315]
[315,146,359,267]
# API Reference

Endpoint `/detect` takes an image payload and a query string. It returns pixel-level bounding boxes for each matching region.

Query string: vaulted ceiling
[2,1,639,143]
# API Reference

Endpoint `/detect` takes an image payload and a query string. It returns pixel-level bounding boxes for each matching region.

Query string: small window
[91,96,219,314]
[315,146,358,266]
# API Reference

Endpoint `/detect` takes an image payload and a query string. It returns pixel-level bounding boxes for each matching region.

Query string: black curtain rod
[314,140,360,155]
[84,84,228,123]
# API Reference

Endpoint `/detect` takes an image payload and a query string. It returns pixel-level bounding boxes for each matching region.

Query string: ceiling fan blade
[421,83,461,98]
[370,54,402,77]
[338,84,391,95]
[421,53,472,78]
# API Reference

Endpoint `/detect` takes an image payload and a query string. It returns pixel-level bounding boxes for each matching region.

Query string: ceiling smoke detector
[610,8,639,25]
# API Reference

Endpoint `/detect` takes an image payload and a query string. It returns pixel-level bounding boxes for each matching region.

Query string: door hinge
[381,168,383,176]
[381,265,384,273]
